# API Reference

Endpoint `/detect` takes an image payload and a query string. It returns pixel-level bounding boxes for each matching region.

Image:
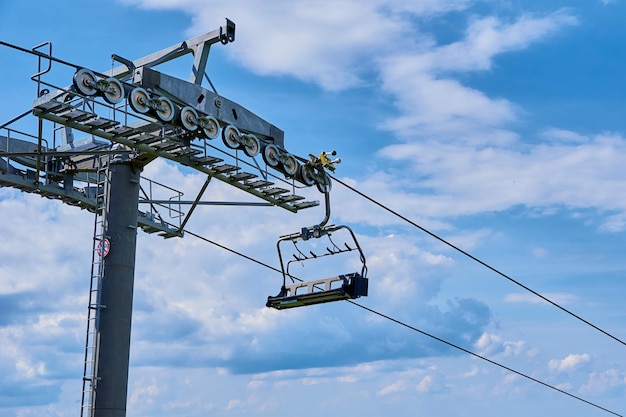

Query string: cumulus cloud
[474,333,526,358]
[548,353,590,372]
[416,375,435,393]
[427,11,577,73]
[379,10,576,139]
[117,0,474,90]
[541,128,589,144]
[581,369,626,395]
[377,379,407,396]
[377,133,626,223]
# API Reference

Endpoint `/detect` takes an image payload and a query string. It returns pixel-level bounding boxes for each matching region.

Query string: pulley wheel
[73,68,98,96]
[102,77,125,105]
[129,87,150,114]
[200,115,220,139]
[262,143,280,167]
[222,125,241,149]
[297,164,316,186]
[281,153,299,176]
[155,96,176,123]
[180,106,199,131]
[316,172,332,193]
[242,133,260,157]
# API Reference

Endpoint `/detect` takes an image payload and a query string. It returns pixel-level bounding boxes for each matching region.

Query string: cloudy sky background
[1,0,626,416]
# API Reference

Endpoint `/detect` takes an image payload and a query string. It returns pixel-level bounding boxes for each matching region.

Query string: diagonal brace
[178,176,212,233]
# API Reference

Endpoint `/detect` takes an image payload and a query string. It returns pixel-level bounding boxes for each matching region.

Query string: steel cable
[329,174,626,349]
[183,228,623,417]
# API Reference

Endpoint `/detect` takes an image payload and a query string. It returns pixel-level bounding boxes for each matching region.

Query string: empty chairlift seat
[266,224,369,310]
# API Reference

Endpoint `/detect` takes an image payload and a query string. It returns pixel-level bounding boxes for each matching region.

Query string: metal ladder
[80,159,110,417]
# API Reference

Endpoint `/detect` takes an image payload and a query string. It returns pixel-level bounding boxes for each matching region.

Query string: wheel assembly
[262,144,280,167]
[242,133,260,157]
[297,164,317,186]
[222,125,241,149]
[101,77,125,105]
[129,87,151,114]
[180,106,199,131]
[73,68,98,96]
[280,153,299,176]
[199,115,220,139]
[155,96,176,122]
[316,173,332,193]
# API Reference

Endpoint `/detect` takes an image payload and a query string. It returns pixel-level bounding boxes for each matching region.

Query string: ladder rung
[278,194,305,203]
[229,172,257,182]
[153,141,183,152]
[173,147,202,157]
[131,134,162,145]
[63,109,96,122]
[189,155,223,165]
[244,179,273,188]
[109,126,136,137]
[85,118,119,130]
[293,200,320,210]
[262,187,289,196]
[35,99,71,113]
[212,164,239,173]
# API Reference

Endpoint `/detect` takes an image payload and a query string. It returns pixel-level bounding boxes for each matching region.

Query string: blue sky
[1,0,626,416]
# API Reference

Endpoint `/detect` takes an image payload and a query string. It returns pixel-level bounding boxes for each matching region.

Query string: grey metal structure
[0,19,338,417]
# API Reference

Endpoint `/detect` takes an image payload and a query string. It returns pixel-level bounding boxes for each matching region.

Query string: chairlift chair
[267,156,368,310]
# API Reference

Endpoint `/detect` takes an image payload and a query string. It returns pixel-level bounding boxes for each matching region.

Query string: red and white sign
[97,238,110,257]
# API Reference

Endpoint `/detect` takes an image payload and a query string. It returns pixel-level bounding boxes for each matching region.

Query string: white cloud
[225,399,242,410]
[379,68,517,137]
[548,353,590,372]
[128,377,160,407]
[121,0,410,90]
[430,11,577,73]
[377,133,626,222]
[474,333,526,357]
[581,369,626,394]
[384,0,472,16]
[598,212,626,233]
[379,10,576,139]
[377,379,407,396]
[416,375,434,393]
[542,128,589,144]
[504,292,579,305]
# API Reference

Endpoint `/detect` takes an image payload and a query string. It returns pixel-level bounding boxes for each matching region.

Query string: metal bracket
[106,18,236,86]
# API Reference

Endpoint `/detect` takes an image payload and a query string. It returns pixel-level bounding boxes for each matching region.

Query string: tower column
[94,160,141,417]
